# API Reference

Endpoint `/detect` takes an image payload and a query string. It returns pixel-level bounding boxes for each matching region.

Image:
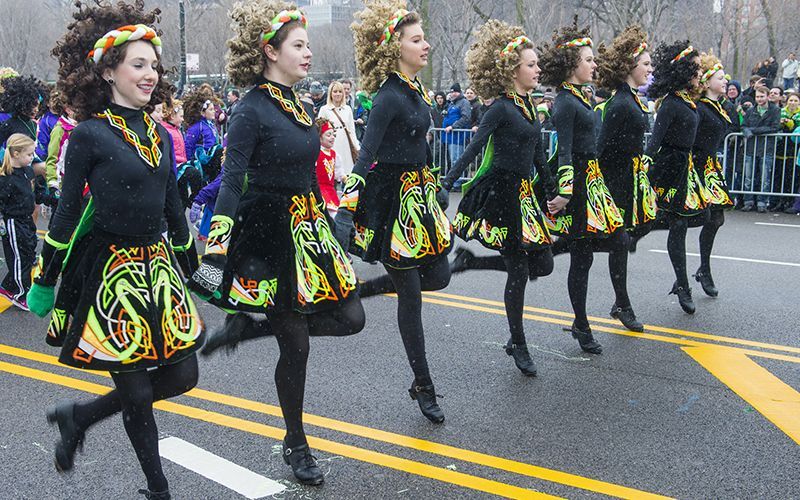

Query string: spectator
[161,98,187,165]
[318,81,360,177]
[442,82,472,167]
[226,89,240,115]
[741,75,765,107]
[430,91,447,128]
[354,90,372,141]
[536,103,552,130]
[531,90,544,107]
[309,81,326,116]
[769,86,783,106]
[464,87,481,131]
[430,91,448,168]
[341,79,354,109]
[726,81,742,106]
[741,86,781,212]
[782,53,798,91]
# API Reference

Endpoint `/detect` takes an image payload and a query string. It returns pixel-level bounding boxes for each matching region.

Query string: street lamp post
[179,0,188,94]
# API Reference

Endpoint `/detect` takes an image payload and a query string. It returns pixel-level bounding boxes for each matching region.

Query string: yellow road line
[413,295,800,365]
[0,343,669,499]
[424,291,800,355]
[0,359,560,499]
[0,297,11,313]
[682,346,800,446]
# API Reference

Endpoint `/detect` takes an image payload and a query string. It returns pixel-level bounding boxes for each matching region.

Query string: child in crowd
[315,118,344,218]
[0,133,41,310]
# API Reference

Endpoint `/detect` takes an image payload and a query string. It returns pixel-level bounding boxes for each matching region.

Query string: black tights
[501,250,554,345]
[698,209,724,274]
[666,214,690,288]
[457,249,554,280]
[71,355,199,492]
[568,232,629,330]
[376,256,451,385]
[235,300,364,448]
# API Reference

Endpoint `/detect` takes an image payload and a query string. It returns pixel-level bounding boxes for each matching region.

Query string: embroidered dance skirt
[696,153,733,210]
[649,146,711,216]
[546,155,624,239]
[211,186,357,314]
[601,153,658,230]
[47,229,204,372]
[352,164,452,269]
[452,168,551,252]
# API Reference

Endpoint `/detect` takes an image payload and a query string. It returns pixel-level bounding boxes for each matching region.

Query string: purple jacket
[193,167,223,208]
[36,111,59,160]
[184,119,219,161]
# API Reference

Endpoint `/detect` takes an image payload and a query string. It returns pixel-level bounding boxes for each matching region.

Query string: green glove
[27,283,55,318]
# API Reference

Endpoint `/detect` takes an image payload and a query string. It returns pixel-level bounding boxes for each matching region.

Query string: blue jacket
[442,95,472,145]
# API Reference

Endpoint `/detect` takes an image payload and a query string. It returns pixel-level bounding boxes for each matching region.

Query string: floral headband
[378,9,409,46]
[671,45,694,64]
[701,63,724,83]
[557,37,592,49]
[632,41,647,59]
[261,10,308,46]
[89,24,162,64]
[501,36,531,56]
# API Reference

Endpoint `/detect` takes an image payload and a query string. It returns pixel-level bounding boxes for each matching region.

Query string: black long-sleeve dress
[350,72,452,268]
[597,83,658,229]
[442,92,552,251]
[37,103,203,372]
[549,83,623,238]
[204,78,356,313]
[693,97,733,208]
[645,92,710,215]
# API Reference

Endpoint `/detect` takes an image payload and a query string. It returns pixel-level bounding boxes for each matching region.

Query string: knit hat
[450,83,462,93]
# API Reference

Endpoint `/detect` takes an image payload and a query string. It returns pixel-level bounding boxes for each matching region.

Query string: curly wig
[595,25,648,90]
[0,76,46,118]
[51,0,172,122]
[464,20,531,98]
[182,85,220,126]
[352,0,422,94]
[647,40,699,99]
[538,17,591,87]
[226,0,301,87]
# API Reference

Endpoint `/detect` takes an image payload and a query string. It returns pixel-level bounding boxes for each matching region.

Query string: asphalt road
[1,204,799,499]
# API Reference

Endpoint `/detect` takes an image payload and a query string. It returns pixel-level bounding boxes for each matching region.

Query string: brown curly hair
[226,0,303,87]
[51,0,173,122]
[595,26,648,90]
[538,17,591,87]
[464,20,532,98]
[352,0,422,94]
[182,85,221,126]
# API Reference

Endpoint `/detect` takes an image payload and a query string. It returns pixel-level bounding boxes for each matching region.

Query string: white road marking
[754,222,800,228]
[159,436,286,498]
[649,249,800,268]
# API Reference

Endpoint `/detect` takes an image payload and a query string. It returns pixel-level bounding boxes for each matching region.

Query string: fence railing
[721,132,800,198]
[430,128,800,200]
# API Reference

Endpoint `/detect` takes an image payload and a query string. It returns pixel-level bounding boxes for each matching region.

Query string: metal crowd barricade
[429,128,653,182]
[429,127,557,181]
[721,132,800,200]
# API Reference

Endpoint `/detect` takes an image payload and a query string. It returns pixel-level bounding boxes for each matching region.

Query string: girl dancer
[693,53,733,297]
[344,0,452,422]
[27,2,203,498]
[594,25,657,331]
[188,0,364,485]
[440,20,553,375]
[538,19,625,353]
[645,42,710,313]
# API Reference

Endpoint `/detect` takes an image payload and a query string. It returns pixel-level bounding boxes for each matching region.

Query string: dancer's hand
[187,255,225,299]
[27,283,55,318]
[189,202,203,224]
[340,173,365,213]
[436,187,450,210]
[547,195,569,214]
